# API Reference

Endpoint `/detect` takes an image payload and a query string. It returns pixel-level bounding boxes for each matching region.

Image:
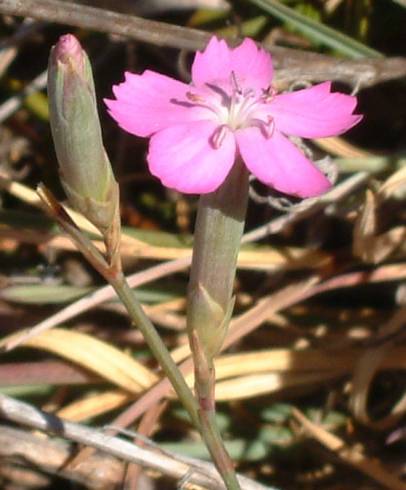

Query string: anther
[210,125,228,149]
[186,91,205,103]
[262,85,276,103]
[230,71,242,95]
[254,116,275,139]
[265,116,275,137]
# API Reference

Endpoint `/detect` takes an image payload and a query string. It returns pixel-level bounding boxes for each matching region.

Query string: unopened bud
[48,34,118,232]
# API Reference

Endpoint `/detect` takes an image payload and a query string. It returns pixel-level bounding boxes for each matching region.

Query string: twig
[0,425,125,488]
[0,0,405,87]
[0,394,272,490]
[0,0,209,51]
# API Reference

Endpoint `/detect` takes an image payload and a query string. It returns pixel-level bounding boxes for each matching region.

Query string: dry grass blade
[0,328,157,392]
[0,176,332,353]
[292,408,406,490]
[0,176,156,251]
[57,390,131,422]
[15,344,406,422]
[379,165,406,200]
[1,257,190,351]
[354,188,406,263]
[214,372,342,401]
[0,360,98,386]
[312,263,406,295]
[0,176,101,235]
[314,136,373,158]
[350,308,406,430]
[0,225,332,269]
[0,394,271,490]
[3,264,403,404]
[91,264,406,424]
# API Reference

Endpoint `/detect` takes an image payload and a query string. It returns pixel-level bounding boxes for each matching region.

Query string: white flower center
[185,72,275,147]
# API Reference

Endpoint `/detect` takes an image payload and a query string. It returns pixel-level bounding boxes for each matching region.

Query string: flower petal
[236,128,331,198]
[269,82,362,138]
[229,38,273,90]
[192,37,273,90]
[191,37,232,87]
[105,70,203,138]
[147,120,236,194]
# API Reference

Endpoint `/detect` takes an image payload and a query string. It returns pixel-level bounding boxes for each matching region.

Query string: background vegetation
[0,0,405,488]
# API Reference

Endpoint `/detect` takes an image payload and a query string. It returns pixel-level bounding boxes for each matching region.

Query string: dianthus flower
[106,37,362,197]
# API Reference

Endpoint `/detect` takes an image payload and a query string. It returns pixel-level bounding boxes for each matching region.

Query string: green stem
[187,160,249,490]
[201,404,241,489]
[196,353,242,490]
[109,272,200,429]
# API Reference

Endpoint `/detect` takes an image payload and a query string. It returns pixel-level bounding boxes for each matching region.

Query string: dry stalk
[0,393,272,490]
[0,0,405,88]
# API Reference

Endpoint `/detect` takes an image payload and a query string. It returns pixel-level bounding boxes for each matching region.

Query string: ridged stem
[187,160,249,490]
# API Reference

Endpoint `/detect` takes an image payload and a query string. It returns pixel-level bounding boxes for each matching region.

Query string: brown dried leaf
[379,165,406,200]
[353,190,404,263]
[292,408,406,490]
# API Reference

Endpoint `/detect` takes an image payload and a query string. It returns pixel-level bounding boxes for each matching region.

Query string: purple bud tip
[54,34,83,64]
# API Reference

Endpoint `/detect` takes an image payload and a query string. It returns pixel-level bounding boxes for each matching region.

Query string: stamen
[262,86,276,103]
[210,125,228,149]
[264,116,275,137]
[253,116,275,138]
[186,91,205,103]
[230,71,242,95]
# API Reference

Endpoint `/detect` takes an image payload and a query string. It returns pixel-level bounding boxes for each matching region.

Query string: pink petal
[191,37,232,87]
[192,36,273,90]
[269,82,362,138]
[229,38,273,90]
[236,128,331,198]
[147,120,236,194]
[105,70,203,138]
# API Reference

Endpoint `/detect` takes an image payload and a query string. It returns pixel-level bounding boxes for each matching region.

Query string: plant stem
[109,271,200,429]
[200,396,241,490]
[38,185,200,429]
[40,179,244,488]
[187,160,249,490]
[193,337,242,490]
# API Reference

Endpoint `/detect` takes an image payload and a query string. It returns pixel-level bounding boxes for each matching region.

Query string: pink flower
[106,37,362,197]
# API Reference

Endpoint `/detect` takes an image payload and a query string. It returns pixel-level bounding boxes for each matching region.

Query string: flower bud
[48,34,118,232]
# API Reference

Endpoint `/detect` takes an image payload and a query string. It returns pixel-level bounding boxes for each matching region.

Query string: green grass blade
[248,0,383,58]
